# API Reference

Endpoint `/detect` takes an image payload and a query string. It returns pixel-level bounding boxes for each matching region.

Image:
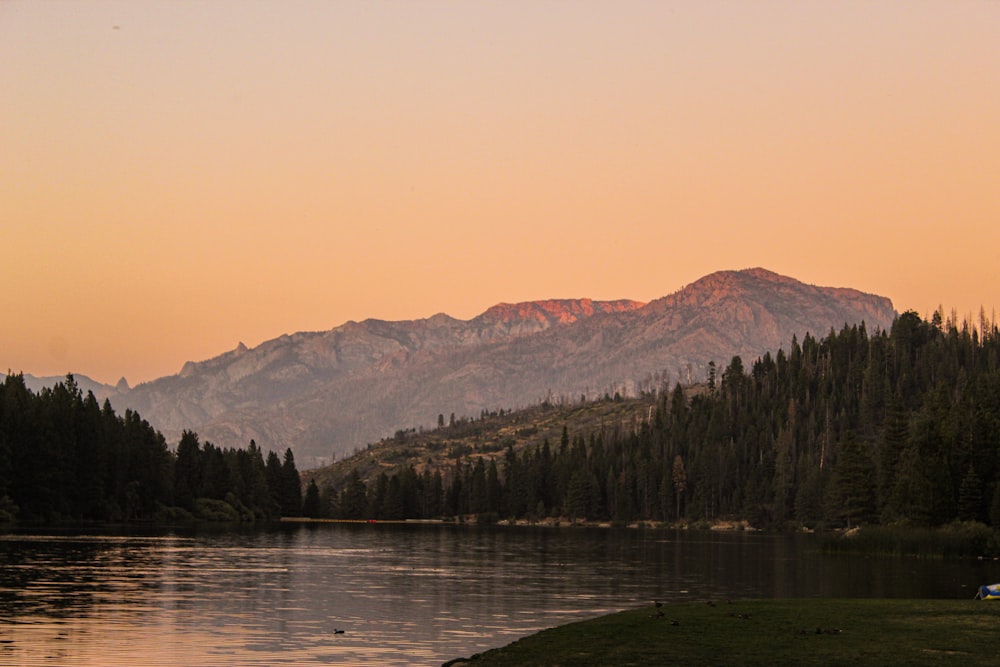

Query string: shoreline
[441,598,1000,666]
[280,515,760,531]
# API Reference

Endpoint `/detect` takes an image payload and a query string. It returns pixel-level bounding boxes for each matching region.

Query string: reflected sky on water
[0,524,994,666]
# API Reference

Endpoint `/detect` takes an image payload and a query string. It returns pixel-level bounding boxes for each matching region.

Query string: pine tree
[339,469,368,519]
[826,432,876,528]
[265,450,284,512]
[877,394,909,519]
[174,430,202,510]
[301,479,321,518]
[671,454,686,521]
[957,464,984,523]
[280,448,302,517]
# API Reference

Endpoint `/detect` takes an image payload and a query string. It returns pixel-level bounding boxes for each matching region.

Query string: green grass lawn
[446,598,1000,666]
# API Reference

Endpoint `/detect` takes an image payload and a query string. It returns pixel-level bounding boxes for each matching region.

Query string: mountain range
[23,269,897,467]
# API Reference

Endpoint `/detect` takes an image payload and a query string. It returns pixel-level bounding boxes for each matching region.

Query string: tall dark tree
[826,432,877,528]
[877,394,909,519]
[280,448,302,517]
[239,440,279,520]
[339,469,368,519]
[957,465,984,522]
[671,454,687,521]
[200,443,231,500]
[302,479,321,518]
[266,450,284,511]
[174,430,202,511]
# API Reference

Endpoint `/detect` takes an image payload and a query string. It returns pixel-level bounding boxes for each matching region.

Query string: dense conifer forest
[0,374,301,523]
[322,311,1000,529]
[5,309,1000,531]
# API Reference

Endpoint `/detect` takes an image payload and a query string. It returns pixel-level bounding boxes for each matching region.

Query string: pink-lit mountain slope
[110,269,895,466]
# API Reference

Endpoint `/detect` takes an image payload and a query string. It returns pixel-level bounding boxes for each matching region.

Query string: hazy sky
[3,1,999,386]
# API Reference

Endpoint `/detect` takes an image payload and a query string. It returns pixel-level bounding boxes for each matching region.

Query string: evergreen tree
[877,394,909,519]
[990,477,1000,527]
[957,464,984,522]
[280,448,302,517]
[671,454,686,521]
[201,443,231,500]
[469,458,488,514]
[241,440,280,520]
[826,432,876,528]
[486,459,502,516]
[566,468,600,520]
[174,430,202,510]
[339,469,368,519]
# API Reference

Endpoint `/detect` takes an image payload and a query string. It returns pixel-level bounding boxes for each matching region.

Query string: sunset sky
[2,1,999,386]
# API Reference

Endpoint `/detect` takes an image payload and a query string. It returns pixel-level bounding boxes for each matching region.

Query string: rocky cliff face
[110,269,895,466]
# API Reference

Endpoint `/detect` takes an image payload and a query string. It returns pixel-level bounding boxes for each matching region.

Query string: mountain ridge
[22,269,896,466]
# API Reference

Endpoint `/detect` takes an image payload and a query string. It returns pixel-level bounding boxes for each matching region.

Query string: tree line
[320,311,1000,529]
[0,374,302,523]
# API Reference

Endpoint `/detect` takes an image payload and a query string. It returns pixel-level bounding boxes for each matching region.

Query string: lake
[0,523,994,666]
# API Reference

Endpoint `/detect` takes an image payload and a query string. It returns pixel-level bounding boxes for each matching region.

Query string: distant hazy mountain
[22,373,124,400]
[109,268,895,466]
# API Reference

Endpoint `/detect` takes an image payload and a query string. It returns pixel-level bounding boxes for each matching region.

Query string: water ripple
[0,525,990,666]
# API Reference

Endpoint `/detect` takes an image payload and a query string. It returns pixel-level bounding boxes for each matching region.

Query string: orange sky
[2,1,999,386]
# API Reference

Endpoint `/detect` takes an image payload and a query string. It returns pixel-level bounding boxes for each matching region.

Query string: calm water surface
[0,523,994,666]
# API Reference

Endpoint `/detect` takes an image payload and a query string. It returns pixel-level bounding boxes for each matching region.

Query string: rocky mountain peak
[477,298,645,326]
[109,270,896,467]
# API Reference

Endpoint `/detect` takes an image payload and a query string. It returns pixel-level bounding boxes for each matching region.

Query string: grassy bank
[819,522,1000,558]
[446,598,1000,666]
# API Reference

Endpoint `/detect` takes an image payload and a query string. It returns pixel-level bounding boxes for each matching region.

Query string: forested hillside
[318,311,1000,529]
[0,375,301,523]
